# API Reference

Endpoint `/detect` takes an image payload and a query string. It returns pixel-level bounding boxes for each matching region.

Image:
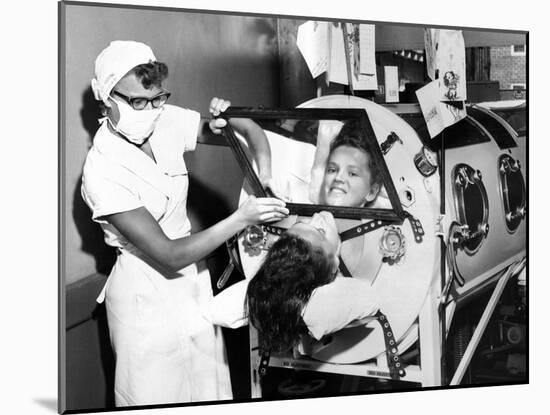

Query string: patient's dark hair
[330,119,382,188]
[132,61,169,89]
[246,233,336,353]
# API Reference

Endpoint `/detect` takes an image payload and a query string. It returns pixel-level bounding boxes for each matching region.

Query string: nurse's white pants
[102,251,233,406]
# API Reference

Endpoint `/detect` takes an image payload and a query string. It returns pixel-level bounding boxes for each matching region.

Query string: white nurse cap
[91,40,157,104]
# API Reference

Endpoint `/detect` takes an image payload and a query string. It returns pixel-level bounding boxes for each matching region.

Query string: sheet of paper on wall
[327,23,377,90]
[359,24,376,75]
[424,28,437,81]
[437,29,466,101]
[327,23,348,85]
[424,28,467,101]
[347,23,378,90]
[384,66,399,103]
[297,21,330,79]
[416,80,467,138]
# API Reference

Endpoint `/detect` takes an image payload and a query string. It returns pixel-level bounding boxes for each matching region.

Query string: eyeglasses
[111,90,171,110]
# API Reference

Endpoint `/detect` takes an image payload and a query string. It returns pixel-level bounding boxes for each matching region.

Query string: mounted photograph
[59,1,527,413]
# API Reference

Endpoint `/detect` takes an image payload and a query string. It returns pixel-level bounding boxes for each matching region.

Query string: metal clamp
[380,131,403,155]
[339,219,390,242]
[402,212,425,243]
[500,156,521,174]
[338,219,393,277]
[455,166,477,188]
[446,222,468,290]
[506,206,526,222]
[450,222,489,247]
[375,310,406,379]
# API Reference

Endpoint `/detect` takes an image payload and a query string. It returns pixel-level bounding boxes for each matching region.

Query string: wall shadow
[72,87,117,276]
[80,87,103,140]
[92,303,116,408]
[187,174,251,398]
[187,173,237,296]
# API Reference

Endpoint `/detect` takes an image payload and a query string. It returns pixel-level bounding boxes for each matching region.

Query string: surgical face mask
[106,97,164,145]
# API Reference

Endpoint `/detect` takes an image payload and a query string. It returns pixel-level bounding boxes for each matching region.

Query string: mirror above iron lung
[221,108,403,222]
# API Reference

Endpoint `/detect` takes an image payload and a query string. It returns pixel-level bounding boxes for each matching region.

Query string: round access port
[452,163,490,255]
[498,154,526,233]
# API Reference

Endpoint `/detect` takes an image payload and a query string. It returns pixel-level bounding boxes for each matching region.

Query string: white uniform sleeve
[201,279,250,329]
[182,109,201,152]
[81,157,142,224]
[155,105,201,154]
[302,277,380,340]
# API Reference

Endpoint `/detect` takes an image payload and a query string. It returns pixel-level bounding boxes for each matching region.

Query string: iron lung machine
[221,95,526,391]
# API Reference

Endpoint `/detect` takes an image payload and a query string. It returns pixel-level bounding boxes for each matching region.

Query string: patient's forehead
[328,145,370,168]
[287,220,340,258]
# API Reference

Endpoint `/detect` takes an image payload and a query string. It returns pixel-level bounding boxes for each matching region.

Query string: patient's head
[321,120,382,207]
[247,212,341,353]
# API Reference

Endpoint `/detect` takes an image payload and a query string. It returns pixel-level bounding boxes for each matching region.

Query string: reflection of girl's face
[322,145,378,207]
[287,211,341,269]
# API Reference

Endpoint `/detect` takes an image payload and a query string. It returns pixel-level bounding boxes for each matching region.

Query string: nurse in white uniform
[81,40,288,407]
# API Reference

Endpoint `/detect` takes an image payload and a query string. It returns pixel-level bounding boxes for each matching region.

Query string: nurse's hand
[236,196,289,226]
[208,97,231,134]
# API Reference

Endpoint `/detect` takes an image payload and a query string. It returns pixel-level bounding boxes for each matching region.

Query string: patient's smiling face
[322,145,380,207]
[287,211,341,272]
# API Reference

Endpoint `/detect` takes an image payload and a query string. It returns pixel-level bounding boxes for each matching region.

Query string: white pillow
[202,276,379,340]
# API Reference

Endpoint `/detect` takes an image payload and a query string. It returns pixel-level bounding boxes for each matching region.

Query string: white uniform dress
[81,105,232,406]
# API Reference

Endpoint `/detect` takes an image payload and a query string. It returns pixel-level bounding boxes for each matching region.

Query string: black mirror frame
[221,107,405,223]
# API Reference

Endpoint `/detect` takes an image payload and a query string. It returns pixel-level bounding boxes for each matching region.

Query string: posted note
[297,21,330,79]
[424,28,467,101]
[359,24,376,75]
[384,66,399,103]
[416,80,466,138]
[328,23,377,90]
